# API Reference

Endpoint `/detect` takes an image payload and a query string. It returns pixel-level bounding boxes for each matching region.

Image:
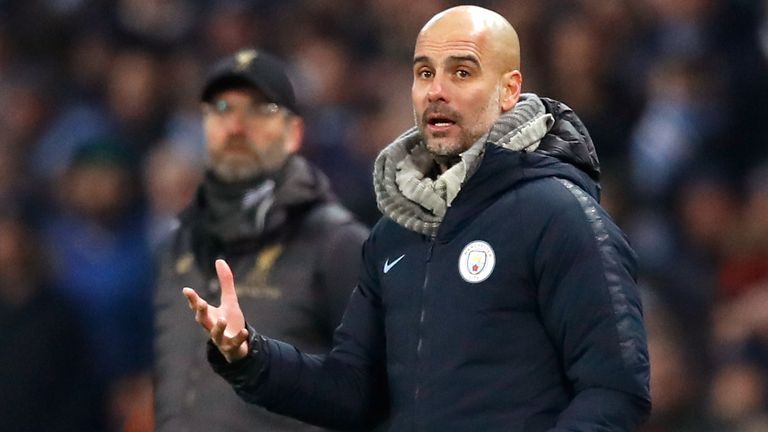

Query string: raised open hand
[182,259,249,362]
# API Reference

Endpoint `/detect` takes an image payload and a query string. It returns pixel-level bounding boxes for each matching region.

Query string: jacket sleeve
[534,181,651,431]
[209,236,388,431]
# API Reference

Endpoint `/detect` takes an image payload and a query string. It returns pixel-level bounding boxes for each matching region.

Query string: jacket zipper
[413,239,435,429]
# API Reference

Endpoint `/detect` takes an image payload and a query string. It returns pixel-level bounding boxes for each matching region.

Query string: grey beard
[208,146,289,182]
[208,128,292,182]
[413,83,503,160]
[209,158,268,182]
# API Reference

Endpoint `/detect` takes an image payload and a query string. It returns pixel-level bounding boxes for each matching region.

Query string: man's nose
[225,110,248,135]
[427,74,448,103]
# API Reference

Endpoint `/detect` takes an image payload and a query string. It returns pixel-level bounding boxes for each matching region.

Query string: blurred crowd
[1,0,768,431]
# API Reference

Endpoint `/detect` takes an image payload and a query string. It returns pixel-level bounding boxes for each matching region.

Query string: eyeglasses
[204,99,282,122]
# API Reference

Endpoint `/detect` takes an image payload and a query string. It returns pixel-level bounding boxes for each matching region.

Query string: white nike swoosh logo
[383,254,405,274]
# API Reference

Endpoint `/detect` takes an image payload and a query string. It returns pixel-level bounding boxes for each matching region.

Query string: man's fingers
[210,317,249,362]
[182,288,217,331]
[211,317,226,345]
[231,327,249,346]
[216,259,239,304]
[211,317,248,346]
[195,301,218,331]
[182,287,200,309]
[185,266,247,362]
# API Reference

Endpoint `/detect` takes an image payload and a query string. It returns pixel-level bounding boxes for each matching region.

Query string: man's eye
[419,70,433,79]
[456,70,470,78]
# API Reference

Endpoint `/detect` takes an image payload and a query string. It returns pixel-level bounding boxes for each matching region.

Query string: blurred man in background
[153,48,368,431]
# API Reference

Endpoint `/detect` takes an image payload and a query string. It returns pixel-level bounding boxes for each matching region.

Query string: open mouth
[426,113,456,130]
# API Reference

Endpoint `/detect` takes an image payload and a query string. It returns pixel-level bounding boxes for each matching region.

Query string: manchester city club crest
[458,240,495,283]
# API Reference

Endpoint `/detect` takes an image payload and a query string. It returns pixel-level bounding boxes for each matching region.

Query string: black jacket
[210,101,651,431]
[154,156,369,432]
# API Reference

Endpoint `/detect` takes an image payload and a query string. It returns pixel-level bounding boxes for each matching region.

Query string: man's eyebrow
[413,54,481,67]
[447,55,480,67]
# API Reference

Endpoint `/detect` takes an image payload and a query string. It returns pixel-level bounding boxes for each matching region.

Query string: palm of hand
[183,259,249,362]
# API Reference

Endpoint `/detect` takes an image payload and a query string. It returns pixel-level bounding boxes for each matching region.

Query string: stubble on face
[414,83,502,157]
[209,130,290,182]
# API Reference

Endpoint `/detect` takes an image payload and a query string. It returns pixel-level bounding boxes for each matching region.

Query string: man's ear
[284,115,304,154]
[501,70,523,112]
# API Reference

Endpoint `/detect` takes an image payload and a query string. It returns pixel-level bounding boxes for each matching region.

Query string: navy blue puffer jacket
[210,97,651,432]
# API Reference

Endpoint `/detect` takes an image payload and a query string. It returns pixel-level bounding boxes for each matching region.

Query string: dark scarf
[189,156,333,272]
[202,171,278,245]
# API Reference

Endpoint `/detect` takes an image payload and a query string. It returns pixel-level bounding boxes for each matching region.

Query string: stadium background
[1,0,768,431]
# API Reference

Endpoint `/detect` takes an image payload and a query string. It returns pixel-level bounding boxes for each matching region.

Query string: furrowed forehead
[414,30,487,62]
